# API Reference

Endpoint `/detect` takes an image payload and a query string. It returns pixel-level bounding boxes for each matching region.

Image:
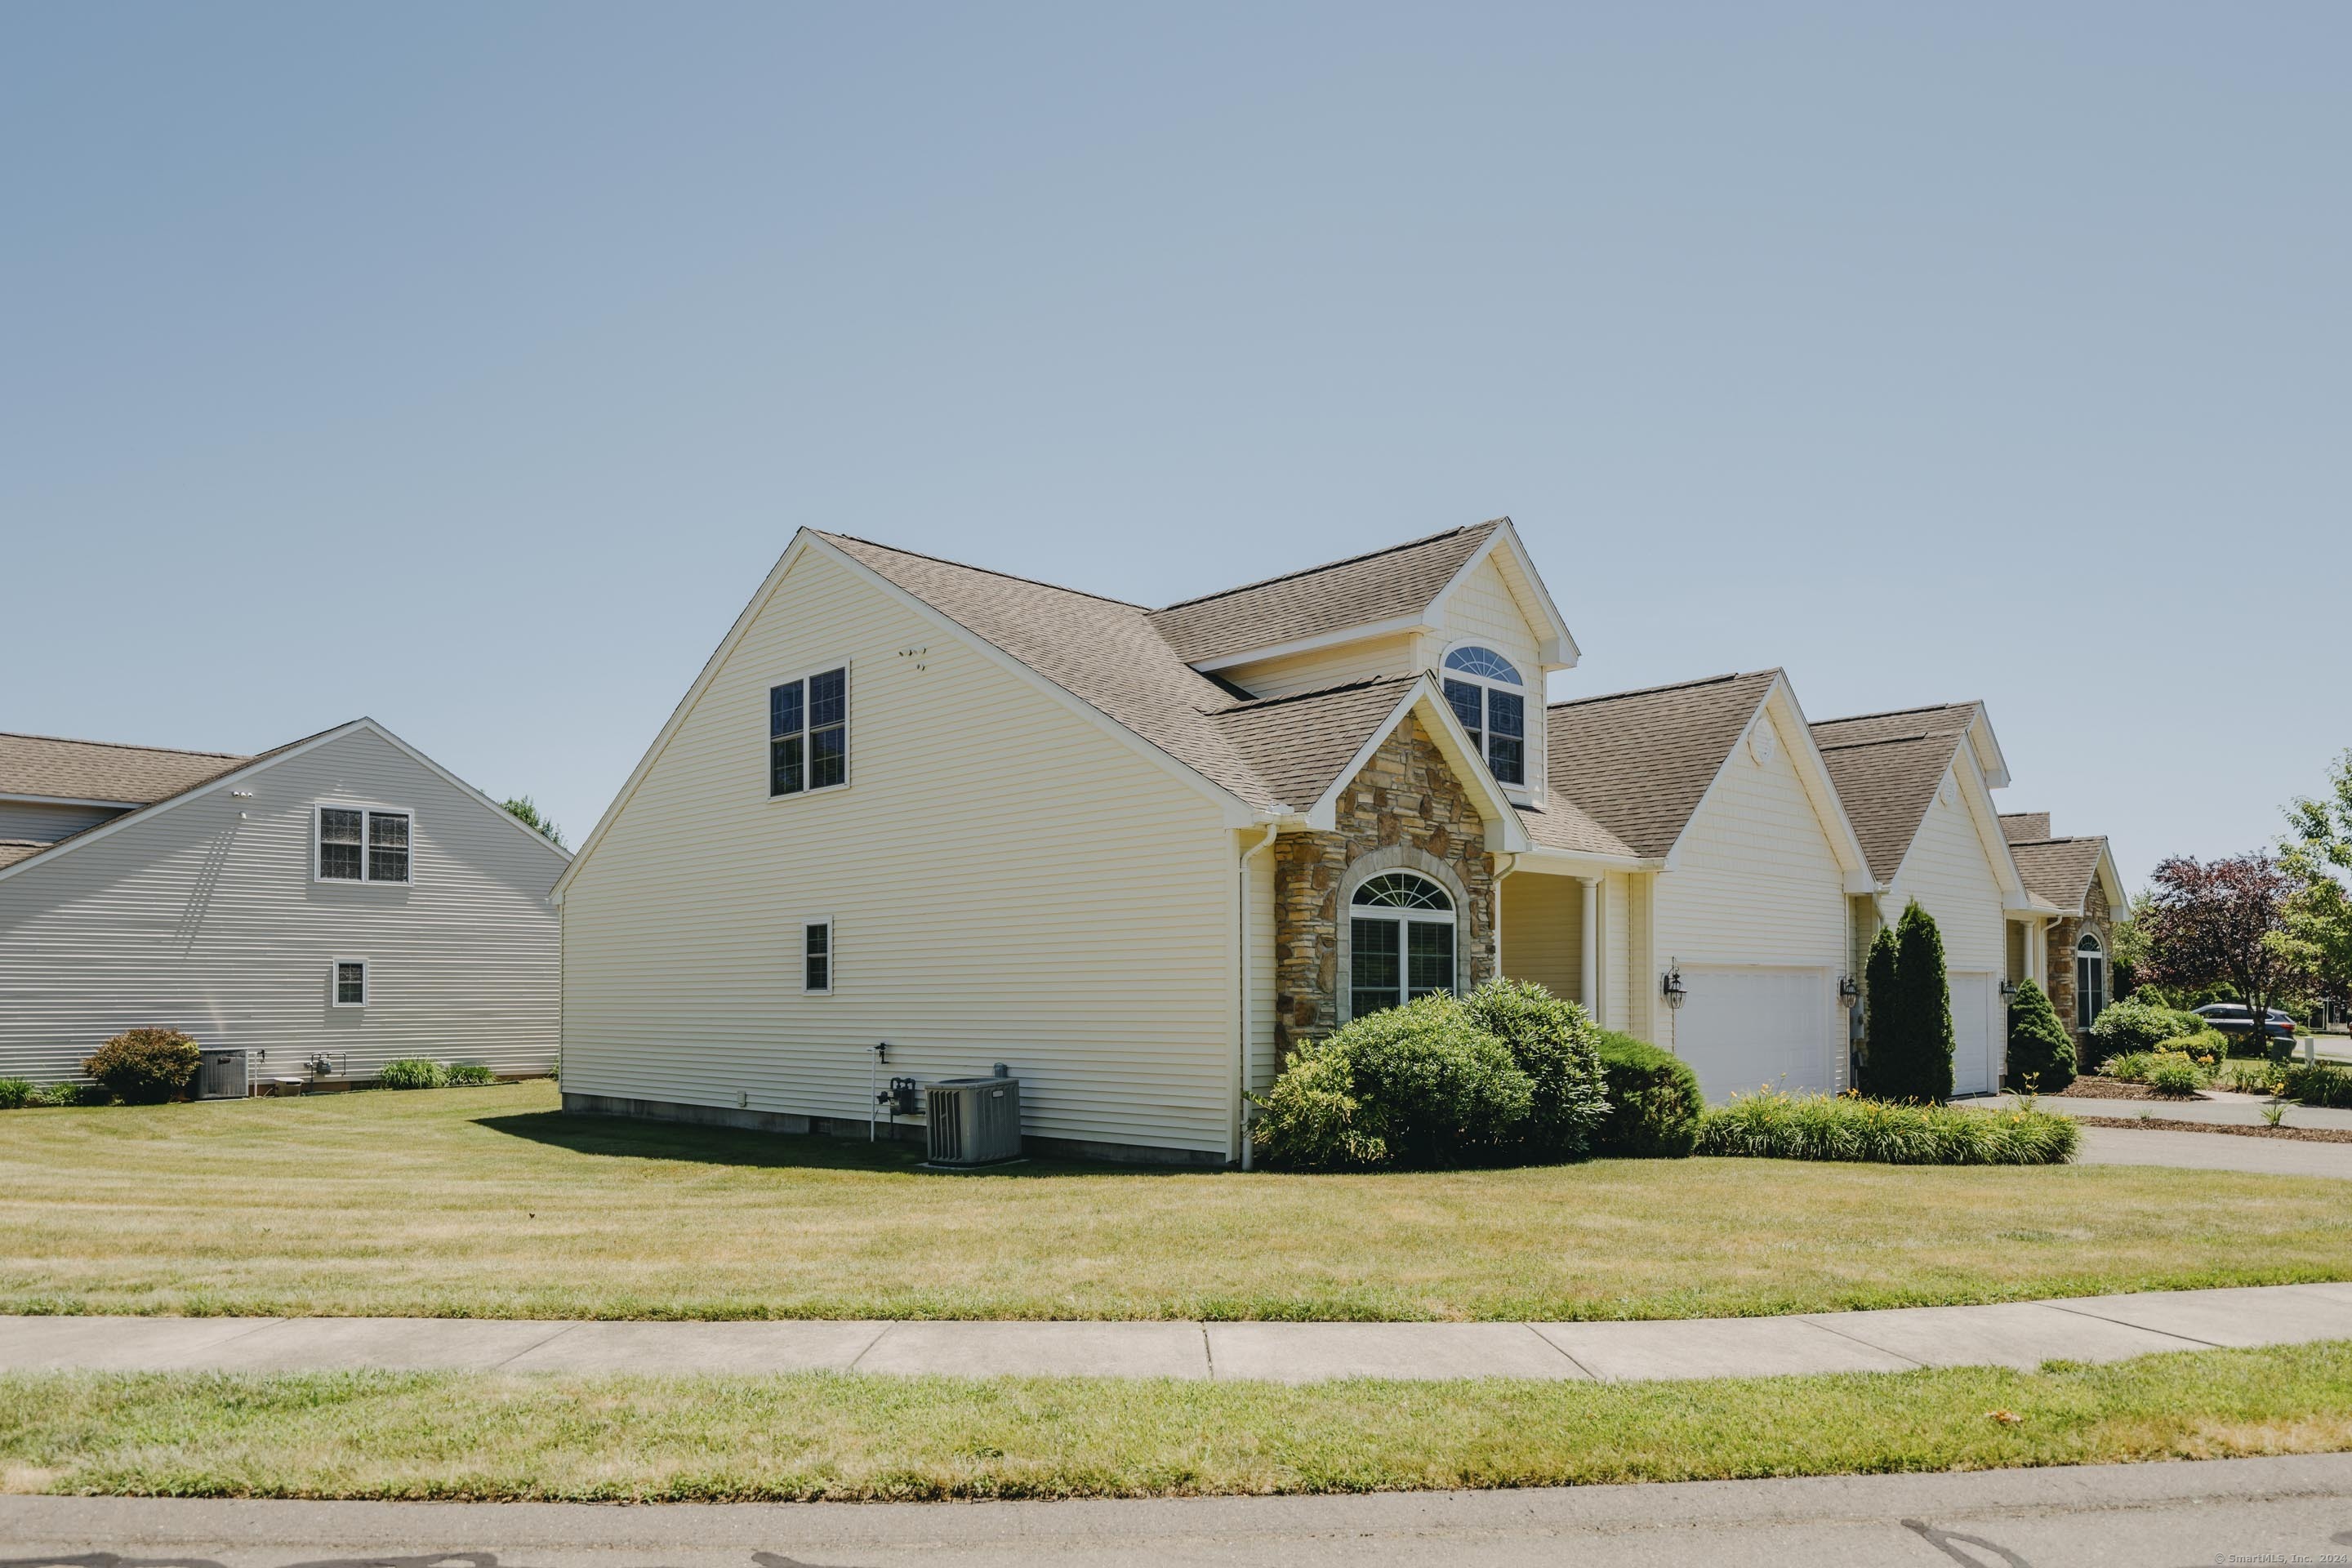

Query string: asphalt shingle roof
[0,733,250,805]
[1809,703,1981,885]
[1544,671,1781,858]
[2000,812,2051,844]
[2009,835,2108,915]
[1146,521,1503,664]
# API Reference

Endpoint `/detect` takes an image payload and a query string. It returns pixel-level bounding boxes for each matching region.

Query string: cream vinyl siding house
[1813,702,2038,1096]
[558,545,1246,1161]
[0,722,566,1085]
[564,515,2101,1160]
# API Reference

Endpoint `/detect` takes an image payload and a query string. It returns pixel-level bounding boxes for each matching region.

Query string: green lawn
[2,1081,2345,1322]
[7,1343,2352,1499]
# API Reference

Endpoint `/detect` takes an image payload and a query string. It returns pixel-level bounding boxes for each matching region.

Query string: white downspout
[1236,820,1280,1172]
[1579,875,1600,1024]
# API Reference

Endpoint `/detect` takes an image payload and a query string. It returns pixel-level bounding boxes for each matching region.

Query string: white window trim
[767,659,853,802]
[313,803,416,886]
[2074,932,2106,1030]
[803,916,835,996]
[1438,639,1535,800]
[331,956,369,1009]
[1346,871,1459,1017]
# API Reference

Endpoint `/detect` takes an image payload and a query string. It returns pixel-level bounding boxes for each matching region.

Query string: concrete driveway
[2073,1124,2352,1178]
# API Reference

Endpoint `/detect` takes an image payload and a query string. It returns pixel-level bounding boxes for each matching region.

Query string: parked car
[2193,1003,2296,1045]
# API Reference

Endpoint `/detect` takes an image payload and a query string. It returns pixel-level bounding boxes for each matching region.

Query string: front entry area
[1672,966,1837,1102]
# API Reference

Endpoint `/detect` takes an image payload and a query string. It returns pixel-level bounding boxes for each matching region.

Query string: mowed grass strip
[7,1343,2352,1500]
[2,1082,2347,1322]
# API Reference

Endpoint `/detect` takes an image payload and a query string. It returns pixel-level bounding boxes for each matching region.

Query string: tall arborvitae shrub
[1857,924,1901,1098]
[2005,978,2075,1092]
[1887,900,1956,1103]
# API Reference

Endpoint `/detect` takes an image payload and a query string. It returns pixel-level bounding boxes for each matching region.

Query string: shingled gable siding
[1272,715,1496,1056]
[0,727,565,1085]
[559,546,1243,1162]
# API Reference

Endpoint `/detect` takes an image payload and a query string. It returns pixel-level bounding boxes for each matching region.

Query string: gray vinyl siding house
[0,719,568,1087]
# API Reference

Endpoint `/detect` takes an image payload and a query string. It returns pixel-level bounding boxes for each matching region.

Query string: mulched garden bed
[2052,1078,2177,1101]
[2071,1116,2352,1145]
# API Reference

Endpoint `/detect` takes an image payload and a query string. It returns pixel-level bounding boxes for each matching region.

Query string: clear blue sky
[5,5,2344,885]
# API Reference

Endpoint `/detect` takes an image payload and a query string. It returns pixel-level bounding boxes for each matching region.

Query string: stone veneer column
[1272,715,1498,1059]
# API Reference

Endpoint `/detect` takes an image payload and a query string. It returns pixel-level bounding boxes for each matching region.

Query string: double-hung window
[804,920,833,994]
[317,806,412,884]
[2075,933,2106,1031]
[332,959,368,1007]
[1441,646,1527,786]
[1348,872,1456,1018]
[770,666,849,797]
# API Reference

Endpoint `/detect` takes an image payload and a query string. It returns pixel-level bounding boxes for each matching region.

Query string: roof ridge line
[817,532,1147,609]
[1152,520,1503,612]
[1815,732,1937,752]
[1209,673,1421,714]
[1548,670,1757,710]
[1816,700,1978,727]
[0,731,248,760]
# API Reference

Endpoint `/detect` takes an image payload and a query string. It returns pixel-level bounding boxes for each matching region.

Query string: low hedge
[446,1063,498,1087]
[82,1029,200,1104]
[1697,1090,2078,1165]
[1591,1031,1701,1158]
[2278,1061,2352,1108]
[376,1059,449,1090]
[0,1077,37,1110]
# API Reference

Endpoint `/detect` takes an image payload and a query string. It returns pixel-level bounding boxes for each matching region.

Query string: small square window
[333,960,368,1007]
[804,920,832,994]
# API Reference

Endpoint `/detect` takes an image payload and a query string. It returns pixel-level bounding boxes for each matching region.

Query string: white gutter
[1235,817,1282,1171]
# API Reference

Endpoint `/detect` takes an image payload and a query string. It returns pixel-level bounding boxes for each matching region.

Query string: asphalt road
[5,1454,2350,1566]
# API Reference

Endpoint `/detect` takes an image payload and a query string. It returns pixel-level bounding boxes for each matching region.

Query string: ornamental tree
[1860,902,1954,1103]
[2136,853,2311,1041]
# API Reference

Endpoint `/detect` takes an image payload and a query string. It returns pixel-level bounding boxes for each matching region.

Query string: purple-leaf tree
[2137,853,2313,1039]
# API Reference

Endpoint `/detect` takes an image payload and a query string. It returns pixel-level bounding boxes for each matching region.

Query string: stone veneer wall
[2045,881,2114,1040]
[1272,715,1496,1058]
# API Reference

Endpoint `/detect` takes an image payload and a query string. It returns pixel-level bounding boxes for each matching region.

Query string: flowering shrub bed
[1696,1089,2079,1165]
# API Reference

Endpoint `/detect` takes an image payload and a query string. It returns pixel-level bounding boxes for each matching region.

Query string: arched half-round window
[1441,645,1526,786]
[1349,872,1456,1018]
[2074,931,2107,1031]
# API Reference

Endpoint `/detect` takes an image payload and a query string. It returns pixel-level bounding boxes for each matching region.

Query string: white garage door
[1950,973,2002,1096]
[1673,966,1836,1102]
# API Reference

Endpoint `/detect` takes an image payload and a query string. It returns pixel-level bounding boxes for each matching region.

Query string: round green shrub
[2003,978,2075,1093]
[2144,1054,2205,1097]
[80,1028,199,1104]
[376,1058,449,1090]
[2087,997,2194,1070]
[1459,978,1609,1160]
[1591,1030,1702,1158]
[1250,994,1534,1170]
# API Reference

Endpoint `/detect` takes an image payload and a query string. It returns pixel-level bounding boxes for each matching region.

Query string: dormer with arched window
[1441,645,1527,787]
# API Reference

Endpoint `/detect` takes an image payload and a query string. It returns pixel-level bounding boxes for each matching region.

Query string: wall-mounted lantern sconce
[1660,960,1686,1009]
[1838,973,1860,1001]
[1998,979,2017,999]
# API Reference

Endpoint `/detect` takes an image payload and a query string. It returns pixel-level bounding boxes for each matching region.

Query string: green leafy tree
[501,795,566,848]
[2004,978,2074,1092]
[2281,750,2352,1027]
[1857,923,1900,1098]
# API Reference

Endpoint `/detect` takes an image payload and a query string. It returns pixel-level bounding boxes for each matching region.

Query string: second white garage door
[1950,972,2003,1096]
[1672,966,1838,1102]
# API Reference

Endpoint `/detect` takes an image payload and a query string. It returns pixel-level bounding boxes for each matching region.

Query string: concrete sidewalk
[5,1281,2350,1384]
